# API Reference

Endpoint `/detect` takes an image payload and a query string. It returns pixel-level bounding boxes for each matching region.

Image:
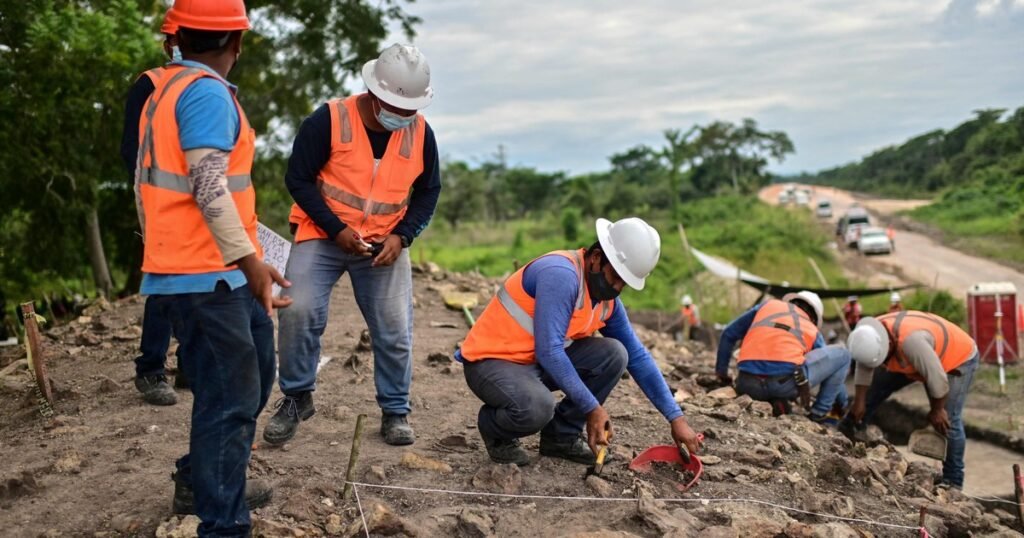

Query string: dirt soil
[0,266,1021,537]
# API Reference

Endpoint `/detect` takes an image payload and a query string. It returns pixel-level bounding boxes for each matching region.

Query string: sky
[358,0,1024,176]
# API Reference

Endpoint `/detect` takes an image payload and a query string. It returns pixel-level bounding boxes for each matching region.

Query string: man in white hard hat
[265,44,440,446]
[456,218,702,466]
[888,292,904,313]
[716,291,852,421]
[843,295,862,328]
[845,313,978,489]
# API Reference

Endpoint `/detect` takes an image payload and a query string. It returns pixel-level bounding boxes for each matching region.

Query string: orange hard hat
[169,0,250,32]
[159,10,179,35]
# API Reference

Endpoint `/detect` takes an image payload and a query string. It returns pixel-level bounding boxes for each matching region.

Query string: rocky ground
[0,265,1022,538]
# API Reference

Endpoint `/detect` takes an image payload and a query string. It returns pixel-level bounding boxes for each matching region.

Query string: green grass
[412,196,855,323]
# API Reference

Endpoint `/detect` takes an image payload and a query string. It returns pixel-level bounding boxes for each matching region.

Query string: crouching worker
[716,291,851,422]
[845,312,978,489]
[455,217,702,466]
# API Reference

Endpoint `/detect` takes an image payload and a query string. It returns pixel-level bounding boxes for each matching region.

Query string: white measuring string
[352,483,370,538]
[346,481,923,532]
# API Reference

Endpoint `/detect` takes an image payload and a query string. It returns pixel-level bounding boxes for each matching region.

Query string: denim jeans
[164,282,275,537]
[134,294,180,377]
[863,354,978,487]
[277,239,414,415]
[463,337,629,441]
[735,345,850,415]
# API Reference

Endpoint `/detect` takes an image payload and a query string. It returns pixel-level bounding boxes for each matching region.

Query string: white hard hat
[848,317,888,369]
[847,295,858,302]
[595,217,661,290]
[890,291,901,303]
[782,290,824,328]
[681,294,693,306]
[362,44,433,110]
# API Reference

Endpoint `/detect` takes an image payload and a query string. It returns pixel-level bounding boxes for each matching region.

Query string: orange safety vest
[139,66,166,85]
[135,65,260,274]
[288,94,426,243]
[460,249,616,364]
[681,305,699,326]
[878,311,975,378]
[738,299,818,366]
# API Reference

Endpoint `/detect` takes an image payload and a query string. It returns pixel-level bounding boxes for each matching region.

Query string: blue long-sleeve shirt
[457,254,683,422]
[715,302,825,376]
[284,102,441,244]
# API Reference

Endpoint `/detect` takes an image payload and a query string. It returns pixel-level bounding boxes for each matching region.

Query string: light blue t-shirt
[140,60,246,296]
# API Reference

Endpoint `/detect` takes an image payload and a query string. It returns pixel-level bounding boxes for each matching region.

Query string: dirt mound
[0,266,1020,537]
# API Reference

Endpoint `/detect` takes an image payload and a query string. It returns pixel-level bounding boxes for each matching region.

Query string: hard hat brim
[362,60,433,111]
[596,218,645,291]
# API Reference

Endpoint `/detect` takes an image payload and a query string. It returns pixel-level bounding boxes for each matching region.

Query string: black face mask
[587,267,620,302]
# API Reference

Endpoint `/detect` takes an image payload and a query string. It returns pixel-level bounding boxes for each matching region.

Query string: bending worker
[716,291,851,421]
[845,312,978,489]
[456,218,701,466]
[679,294,701,339]
[888,292,904,313]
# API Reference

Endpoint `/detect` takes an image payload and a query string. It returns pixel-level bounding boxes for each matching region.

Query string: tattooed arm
[185,148,256,265]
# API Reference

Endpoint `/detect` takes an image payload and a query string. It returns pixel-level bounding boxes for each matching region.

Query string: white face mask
[171,45,182,62]
[372,97,415,131]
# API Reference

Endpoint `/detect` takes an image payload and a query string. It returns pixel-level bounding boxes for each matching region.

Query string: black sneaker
[539,434,597,465]
[171,471,273,514]
[381,413,415,446]
[262,392,315,445]
[481,432,530,466]
[135,375,177,406]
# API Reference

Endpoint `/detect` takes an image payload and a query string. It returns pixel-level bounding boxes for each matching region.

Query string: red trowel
[629,434,705,492]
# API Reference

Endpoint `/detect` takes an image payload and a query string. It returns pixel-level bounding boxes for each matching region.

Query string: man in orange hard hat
[122,10,186,407]
[134,0,287,533]
[264,44,441,448]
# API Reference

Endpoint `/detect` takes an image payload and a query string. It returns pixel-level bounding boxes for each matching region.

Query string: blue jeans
[463,337,629,440]
[863,354,978,488]
[735,345,850,415]
[278,239,414,415]
[134,295,180,377]
[164,282,276,537]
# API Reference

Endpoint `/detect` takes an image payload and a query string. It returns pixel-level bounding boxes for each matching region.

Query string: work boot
[381,413,416,446]
[134,374,177,406]
[171,471,273,514]
[480,432,530,466]
[539,434,597,465]
[262,392,315,445]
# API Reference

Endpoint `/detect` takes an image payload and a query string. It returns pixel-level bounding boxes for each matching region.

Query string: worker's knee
[507,389,556,433]
[593,338,629,377]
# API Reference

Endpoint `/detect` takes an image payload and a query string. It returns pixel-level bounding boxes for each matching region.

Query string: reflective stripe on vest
[459,249,615,363]
[749,303,805,346]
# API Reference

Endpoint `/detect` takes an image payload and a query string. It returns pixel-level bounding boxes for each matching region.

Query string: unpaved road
[759,184,1024,297]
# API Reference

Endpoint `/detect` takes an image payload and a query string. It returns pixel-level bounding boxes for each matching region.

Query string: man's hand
[334,228,372,256]
[849,397,866,424]
[237,254,292,315]
[371,234,404,267]
[928,407,950,435]
[585,405,613,457]
[670,416,701,456]
[716,372,733,387]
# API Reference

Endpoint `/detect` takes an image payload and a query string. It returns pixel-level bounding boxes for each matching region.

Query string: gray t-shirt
[854,329,969,399]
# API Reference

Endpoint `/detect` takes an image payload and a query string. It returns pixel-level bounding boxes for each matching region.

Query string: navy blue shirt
[716,302,825,376]
[121,74,155,178]
[285,101,441,244]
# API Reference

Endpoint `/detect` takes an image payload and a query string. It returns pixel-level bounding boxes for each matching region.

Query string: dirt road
[759,184,1024,297]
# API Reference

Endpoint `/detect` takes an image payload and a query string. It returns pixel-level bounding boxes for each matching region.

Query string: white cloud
[370,0,1024,174]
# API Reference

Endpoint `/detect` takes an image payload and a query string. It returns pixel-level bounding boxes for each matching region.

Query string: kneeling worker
[716,291,851,421]
[456,218,701,466]
[846,312,978,489]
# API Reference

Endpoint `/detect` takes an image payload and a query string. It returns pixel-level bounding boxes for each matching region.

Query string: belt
[737,371,794,384]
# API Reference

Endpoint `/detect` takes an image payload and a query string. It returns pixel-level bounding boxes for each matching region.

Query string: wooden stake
[342,414,367,501]
[807,257,849,333]
[20,302,52,407]
[926,272,940,312]
[918,506,928,533]
[677,223,715,353]
[1014,464,1023,530]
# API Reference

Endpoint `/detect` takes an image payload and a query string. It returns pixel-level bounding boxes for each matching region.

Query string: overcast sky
[364,0,1023,175]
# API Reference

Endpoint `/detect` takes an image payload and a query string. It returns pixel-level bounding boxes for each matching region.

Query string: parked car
[845,222,868,247]
[857,227,893,255]
[794,190,810,207]
[816,199,832,218]
[778,191,791,205]
[837,208,870,243]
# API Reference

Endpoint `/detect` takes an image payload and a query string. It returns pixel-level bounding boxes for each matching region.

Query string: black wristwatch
[399,234,411,248]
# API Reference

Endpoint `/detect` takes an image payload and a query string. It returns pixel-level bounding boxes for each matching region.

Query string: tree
[689,119,794,194]
[661,127,699,220]
[435,160,485,229]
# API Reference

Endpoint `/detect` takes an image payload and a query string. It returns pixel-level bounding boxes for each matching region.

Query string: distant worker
[716,291,851,422]
[456,218,702,466]
[843,295,862,328]
[886,224,896,251]
[679,294,701,340]
[845,312,978,489]
[121,10,185,406]
[265,44,441,447]
[888,292,904,313]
